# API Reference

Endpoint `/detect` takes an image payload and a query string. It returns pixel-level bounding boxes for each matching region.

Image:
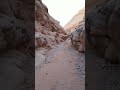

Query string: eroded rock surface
[64,8,85,34]
[0,0,34,90]
[35,0,68,66]
[86,0,120,63]
[35,0,67,49]
[64,8,85,52]
[70,19,85,52]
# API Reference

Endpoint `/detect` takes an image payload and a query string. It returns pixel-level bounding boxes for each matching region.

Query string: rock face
[86,0,120,63]
[64,8,85,34]
[70,19,85,52]
[0,0,34,90]
[65,8,85,52]
[35,0,67,49]
[86,0,106,13]
[35,0,67,66]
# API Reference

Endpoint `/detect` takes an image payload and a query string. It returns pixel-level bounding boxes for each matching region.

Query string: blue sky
[42,0,85,26]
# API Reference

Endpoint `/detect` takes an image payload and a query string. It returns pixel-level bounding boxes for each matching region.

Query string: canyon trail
[35,39,85,90]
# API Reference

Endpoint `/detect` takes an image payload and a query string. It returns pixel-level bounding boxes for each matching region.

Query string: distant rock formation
[64,8,85,33]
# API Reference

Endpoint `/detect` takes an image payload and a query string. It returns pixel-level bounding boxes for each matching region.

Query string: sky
[42,0,85,27]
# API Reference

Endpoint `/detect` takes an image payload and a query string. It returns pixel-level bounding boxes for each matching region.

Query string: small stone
[45,73,48,75]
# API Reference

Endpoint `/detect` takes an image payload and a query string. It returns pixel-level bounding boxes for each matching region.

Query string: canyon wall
[35,0,67,66]
[66,0,120,64]
[35,0,67,49]
[64,8,85,52]
[86,0,120,63]
[64,8,85,33]
[0,0,34,90]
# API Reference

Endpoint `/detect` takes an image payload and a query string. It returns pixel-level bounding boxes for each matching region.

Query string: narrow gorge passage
[35,39,85,90]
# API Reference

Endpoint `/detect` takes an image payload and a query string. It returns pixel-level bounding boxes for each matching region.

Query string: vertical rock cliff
[35,0,68,66]
[35,0,67,49]
[86,0,120,63]
[0,0,34,90]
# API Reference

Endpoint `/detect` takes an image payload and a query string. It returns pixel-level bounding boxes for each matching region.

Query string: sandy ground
[35,40,85,90]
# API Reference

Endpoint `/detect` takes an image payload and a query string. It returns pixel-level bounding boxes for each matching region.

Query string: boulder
[70,20,85,53]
